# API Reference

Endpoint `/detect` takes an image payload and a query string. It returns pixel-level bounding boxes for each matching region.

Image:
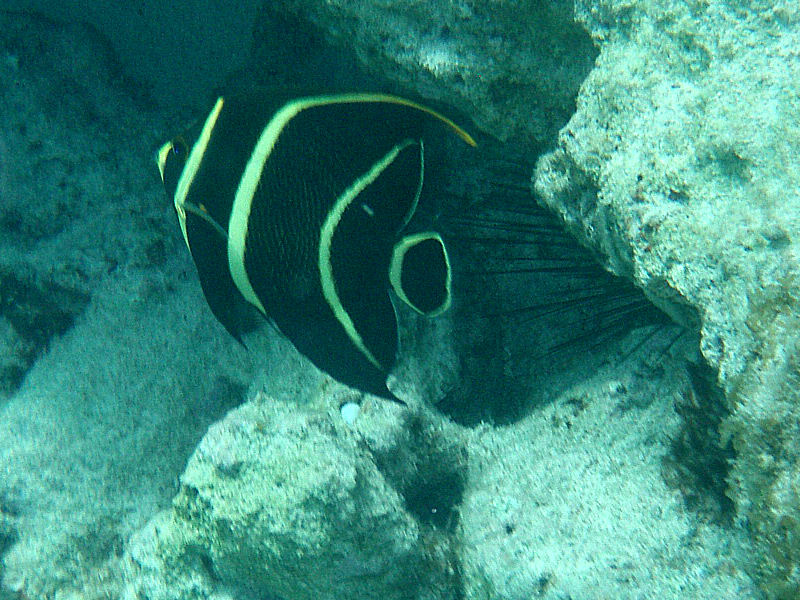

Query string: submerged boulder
[535,2,800,596]
[122,390,465,600]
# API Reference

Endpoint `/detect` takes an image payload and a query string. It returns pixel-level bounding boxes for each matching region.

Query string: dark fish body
[158,91,475,401]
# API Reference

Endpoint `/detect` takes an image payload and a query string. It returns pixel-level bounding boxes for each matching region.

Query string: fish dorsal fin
[390,232,452,317]
[350,93,477,148]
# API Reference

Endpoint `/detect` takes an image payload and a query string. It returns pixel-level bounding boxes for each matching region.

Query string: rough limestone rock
[534,2,800,596]
[270,0,596,146]
[122,391,465,600]
[459,361,757,599]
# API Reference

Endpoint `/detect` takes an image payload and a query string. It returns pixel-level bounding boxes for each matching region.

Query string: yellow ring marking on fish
[389,231,452,317]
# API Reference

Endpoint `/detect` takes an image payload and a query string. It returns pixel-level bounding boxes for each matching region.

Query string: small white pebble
[340,402,360,425]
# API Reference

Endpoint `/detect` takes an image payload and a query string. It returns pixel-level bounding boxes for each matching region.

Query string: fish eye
[171,137,188,157]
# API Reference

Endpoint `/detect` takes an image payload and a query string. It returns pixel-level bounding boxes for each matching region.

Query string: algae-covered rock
[536,1,800,386]
[534,1,800,596]
[123,391,464,600]
[723,295,800,598]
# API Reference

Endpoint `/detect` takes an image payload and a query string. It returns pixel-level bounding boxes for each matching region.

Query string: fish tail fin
[389,231,451,317]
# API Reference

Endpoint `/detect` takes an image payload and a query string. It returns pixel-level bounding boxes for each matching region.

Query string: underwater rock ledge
[534,2,800,597]
[269,0,597,147]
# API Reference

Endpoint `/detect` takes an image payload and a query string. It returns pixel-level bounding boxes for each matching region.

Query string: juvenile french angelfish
[157,90,476,402]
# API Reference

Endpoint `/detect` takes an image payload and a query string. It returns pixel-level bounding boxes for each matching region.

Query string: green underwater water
[1,2,799,599]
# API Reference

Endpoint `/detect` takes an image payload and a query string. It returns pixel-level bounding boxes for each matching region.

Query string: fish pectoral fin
[389,231,452,317]
[181,200,229,240]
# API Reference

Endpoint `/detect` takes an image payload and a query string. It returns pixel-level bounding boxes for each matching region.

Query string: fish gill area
[0,2,798,599]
